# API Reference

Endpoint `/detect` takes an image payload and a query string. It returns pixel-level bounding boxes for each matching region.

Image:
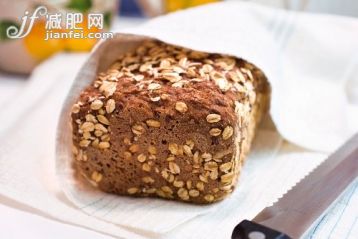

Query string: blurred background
[0,0,357,75]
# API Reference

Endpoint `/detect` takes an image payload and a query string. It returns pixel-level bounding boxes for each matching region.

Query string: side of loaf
[71,40,270,204]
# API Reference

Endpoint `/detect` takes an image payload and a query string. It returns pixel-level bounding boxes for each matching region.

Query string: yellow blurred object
[23,19,65,61]
[165,0,220,12]
[65,15,100,52]
[189,0,220,7]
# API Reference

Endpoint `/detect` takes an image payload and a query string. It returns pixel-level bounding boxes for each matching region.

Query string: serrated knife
[232,133,358,239]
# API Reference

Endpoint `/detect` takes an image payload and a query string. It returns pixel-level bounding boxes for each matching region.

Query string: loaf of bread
[71,40,270,204]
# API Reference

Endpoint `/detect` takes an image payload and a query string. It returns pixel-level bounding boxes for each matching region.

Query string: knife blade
[232,133,358,239]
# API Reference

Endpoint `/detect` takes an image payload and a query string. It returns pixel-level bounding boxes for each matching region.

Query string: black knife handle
[232,220,292,239]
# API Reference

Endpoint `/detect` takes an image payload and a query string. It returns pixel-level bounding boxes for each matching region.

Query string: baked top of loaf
[71,40,269,203]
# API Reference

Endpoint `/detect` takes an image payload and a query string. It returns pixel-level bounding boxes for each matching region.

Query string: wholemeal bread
[71,40,270,204]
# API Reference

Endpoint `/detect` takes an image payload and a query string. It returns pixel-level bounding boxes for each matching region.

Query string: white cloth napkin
[0,2,357,239]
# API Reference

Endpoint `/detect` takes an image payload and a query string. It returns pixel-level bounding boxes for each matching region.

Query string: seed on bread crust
[161,186,173,194]
[189,189,200,197]
[127,187,139,194]
[81,122,95,132]
[177,188,189,200]
[105,99,115,113]
[173,180,184,187]
[142,163,151,172]
[175,101,188,113]
[79,139,91,147]
[148,146,157,155]
[99,81,117,97]
[97,115,109,125]
[169,162,180,174]
[142,176,155,184]
[222,126,234,140]
[132,124,145,135]
[129,144,140,153]
[137,154,147,163]
[146,119,161,128]
[90,99,103,110]
[206,114,221,123]
[220,162,232,172]
[148,83,162,90]
[221,172,234,184]
[72,103,80,113]
[94,123,108,133]
[91,171,103,183]
[168,143,179,155]
[183,145,193,157]
[196,182,205,191]
[204,194,214,202]
[123,151,132,159]
[209,128,222,136]
[98,141,110,149]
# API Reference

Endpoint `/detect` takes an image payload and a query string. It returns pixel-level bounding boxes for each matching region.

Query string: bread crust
[71,41,270,204]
